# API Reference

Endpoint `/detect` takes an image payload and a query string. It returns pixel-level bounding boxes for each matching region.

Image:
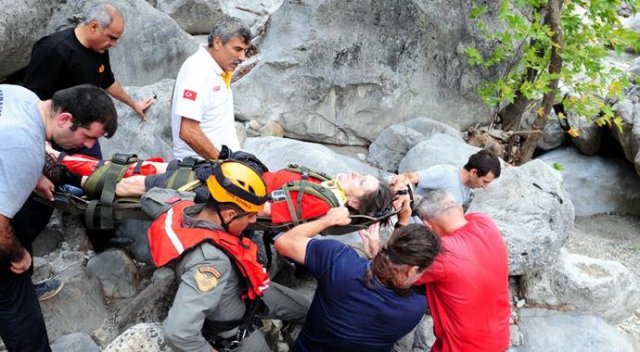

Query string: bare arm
[106,81,153,120]
[274,207,351,264]
[179,117,220,160]
[115,175,147,197]
[0,215,31,274]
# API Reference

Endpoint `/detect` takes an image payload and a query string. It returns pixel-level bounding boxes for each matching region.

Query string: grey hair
[84,2,122,28]
[207,17,251,47]
[416,190,460,220]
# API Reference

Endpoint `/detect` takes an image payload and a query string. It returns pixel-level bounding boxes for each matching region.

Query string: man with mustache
[171,17,250,161]
[23,2,153,148]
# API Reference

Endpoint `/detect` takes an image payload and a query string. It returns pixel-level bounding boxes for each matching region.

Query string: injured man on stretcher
[43,144,413,230]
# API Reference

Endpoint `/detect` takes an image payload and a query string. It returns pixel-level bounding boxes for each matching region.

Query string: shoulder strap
[84,153,139,230]
[284,163,332,182]
[281,180,341,226]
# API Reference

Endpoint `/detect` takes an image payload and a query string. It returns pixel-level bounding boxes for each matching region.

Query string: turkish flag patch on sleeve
[183,89,197,101]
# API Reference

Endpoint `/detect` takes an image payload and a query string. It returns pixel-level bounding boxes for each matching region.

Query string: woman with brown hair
[274,208,441,352]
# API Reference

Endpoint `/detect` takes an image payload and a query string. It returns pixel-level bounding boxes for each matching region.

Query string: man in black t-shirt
[23,2,153,158]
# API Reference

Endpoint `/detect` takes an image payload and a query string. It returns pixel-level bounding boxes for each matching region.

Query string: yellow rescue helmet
[206,160,268,213]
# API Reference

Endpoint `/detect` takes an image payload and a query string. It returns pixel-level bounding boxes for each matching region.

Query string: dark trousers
[0,270,51,352]
[0,203,53,352]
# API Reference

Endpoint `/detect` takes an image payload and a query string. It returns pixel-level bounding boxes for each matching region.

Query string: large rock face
[153,0,282,35]
[154,0,226,34]
[0,0,198,85]
[41,265,108,341]
[0,0,59,78]
[234,0,500,145]
[467,160,575,275]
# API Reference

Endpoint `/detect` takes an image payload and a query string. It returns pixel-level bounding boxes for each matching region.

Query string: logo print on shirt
[98,64,105,73]
[183,89,197,101]
[213,86,221,92]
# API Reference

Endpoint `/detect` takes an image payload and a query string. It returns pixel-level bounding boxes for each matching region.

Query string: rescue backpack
[263,164,344,228]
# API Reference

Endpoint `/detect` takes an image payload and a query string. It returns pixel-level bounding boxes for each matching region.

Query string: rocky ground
[566,214,640,350]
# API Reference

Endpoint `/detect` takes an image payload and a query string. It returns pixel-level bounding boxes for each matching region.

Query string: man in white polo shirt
[171,17,251,161]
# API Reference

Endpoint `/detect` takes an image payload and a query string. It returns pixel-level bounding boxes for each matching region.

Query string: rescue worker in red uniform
[147,160,310,351]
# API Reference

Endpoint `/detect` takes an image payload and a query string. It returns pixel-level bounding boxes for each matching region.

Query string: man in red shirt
[415,189,511,351]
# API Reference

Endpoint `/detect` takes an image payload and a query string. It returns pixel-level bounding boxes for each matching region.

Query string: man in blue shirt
[274,207,441,352]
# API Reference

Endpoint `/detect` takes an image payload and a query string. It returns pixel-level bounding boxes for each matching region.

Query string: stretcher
[35,152,409,236]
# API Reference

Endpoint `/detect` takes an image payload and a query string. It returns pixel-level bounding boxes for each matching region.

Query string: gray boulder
[467,160,575,275]
[524,249,639,324]
[51,333,100,352]
[367,118,463,172]
[103,323,170,352]
[538,147,640,216]
[398,133,479,173]
[116,268,177,331]
[87,249,140,298]
[101,79,175,160]
[154,0,282,35]
[41,265,108,341]
[234,0,500,145]
[613,85,640,176]
[511,308,634,352]
[244,136,388,178]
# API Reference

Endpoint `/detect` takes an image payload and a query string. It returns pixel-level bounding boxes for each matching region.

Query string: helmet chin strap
[213,203,247,234]
[214,203,231,232]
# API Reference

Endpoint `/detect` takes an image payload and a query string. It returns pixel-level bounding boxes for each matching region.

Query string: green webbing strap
[305,183,341,208]
[98,157,134,229]
[167,158,197,190]
[84,153,138,198]
[283,185,300,226]
[280,181,341,227]
[86,199,99,230]
[284,164,332,182]
[295,168,309,222]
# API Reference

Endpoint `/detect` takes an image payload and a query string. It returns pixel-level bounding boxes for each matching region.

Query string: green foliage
[551,162,564,171]
[467,0,640,124]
